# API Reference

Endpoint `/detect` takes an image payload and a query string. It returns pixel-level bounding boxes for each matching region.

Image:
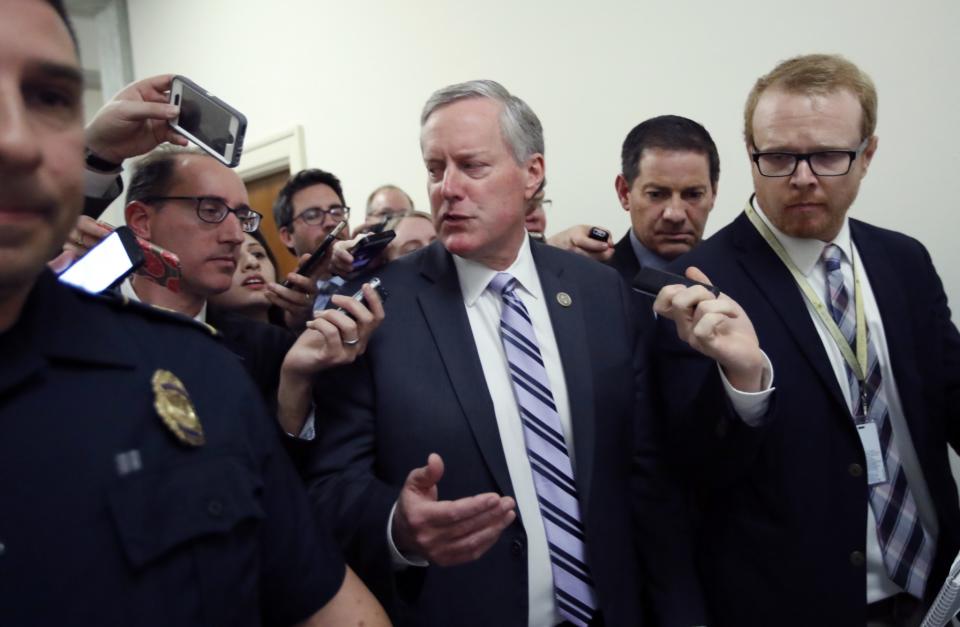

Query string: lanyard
[743,200,870,414]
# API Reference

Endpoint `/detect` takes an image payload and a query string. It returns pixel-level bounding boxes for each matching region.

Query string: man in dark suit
[546,116,719,288]
[654,54,960,626]
[307,80,767,627]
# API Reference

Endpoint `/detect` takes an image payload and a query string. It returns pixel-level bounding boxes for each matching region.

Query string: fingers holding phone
[546,224,614,262]
[63,216,112,257]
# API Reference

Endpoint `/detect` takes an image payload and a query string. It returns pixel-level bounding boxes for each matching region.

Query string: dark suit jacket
[609,231,641,284]
[306,240,704,626]
[654,209,960,626]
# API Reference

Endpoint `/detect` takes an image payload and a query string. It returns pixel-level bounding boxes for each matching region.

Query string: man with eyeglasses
[359,184,415,234]
[268,168,356,328]
[653,54,960,626]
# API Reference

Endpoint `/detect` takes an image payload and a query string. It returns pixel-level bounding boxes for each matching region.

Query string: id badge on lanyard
[855,388,888,486]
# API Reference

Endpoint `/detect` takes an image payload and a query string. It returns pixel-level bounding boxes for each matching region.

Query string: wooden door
[245,169,298,277]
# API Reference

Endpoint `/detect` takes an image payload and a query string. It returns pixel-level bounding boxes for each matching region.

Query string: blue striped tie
[488,272,598,626]
[822,244,934,598]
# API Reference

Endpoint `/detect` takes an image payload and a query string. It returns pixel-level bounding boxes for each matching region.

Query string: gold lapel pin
[152,369,205,447]
[556,292,572,307]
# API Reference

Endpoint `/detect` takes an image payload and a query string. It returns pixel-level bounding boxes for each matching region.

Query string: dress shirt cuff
[719,349,775,427]
[84,168,122,198]
[386,502,429,569]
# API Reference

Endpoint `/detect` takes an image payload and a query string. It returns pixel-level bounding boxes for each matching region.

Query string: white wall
[125,0,960,317]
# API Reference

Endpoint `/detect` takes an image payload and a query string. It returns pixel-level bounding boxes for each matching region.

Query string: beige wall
[125,0,960,316]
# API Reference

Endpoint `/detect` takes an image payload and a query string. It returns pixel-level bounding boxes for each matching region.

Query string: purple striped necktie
[822,244,933,598]
[488,272,598,626]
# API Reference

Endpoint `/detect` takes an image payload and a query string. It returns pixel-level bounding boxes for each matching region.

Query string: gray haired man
[303,80,742,626]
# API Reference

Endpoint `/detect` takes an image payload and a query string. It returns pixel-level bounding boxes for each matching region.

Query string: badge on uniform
[152,369,205,446]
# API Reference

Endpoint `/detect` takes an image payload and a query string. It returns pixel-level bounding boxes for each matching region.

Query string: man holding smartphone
[0,1,389,625]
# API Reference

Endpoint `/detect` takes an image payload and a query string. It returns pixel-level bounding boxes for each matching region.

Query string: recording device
[632,267,721,298]
[349,230,395,273]
[58,226,144,293]
[588,227,610,242]
[282,221,348,287]
[331,277,388,317]
[168,75,247,167]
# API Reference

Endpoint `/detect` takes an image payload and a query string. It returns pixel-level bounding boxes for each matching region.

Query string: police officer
[0,2,390,626]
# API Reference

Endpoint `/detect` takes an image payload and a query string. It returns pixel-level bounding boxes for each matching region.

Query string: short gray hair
[420,80,544,164]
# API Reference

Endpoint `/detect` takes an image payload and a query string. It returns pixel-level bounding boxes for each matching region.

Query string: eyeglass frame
[285,205,351,228]
[140,195,263,233]
[751,137,871,177]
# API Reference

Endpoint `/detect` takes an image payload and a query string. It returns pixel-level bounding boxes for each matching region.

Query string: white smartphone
[168,75,247,167]
[59,226,145,294]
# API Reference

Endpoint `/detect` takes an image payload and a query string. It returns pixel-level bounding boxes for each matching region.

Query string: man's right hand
[392,454,516,567]
[85,74,188,166]
[547,224,614,262]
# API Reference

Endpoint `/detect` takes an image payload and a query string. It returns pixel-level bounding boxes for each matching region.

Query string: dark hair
[620,115,720,189]
[248,228,279,277]
[125,146,205,206]
[273,169,345,228]
[46,0,78,50]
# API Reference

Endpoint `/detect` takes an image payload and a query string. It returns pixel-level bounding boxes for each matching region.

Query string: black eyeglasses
[751,137,870,177]
[142,196,262,233]
[288,205,350,227]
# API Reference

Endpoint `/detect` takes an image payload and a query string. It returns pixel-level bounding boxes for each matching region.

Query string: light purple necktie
[823,244,933,598]
[488,272,598,626]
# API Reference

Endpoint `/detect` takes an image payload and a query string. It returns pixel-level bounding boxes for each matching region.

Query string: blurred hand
[392,454,516,567]
[266,254,322,331]
[84,74,188,165]
[63,215,112,255]
[547,224,614,262]
[654,266,765,392]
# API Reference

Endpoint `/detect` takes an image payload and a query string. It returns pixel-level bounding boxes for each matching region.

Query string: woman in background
[209,229,284,325]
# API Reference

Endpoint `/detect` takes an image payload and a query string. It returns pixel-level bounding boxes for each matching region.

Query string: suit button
[849,463,863,477]
[0,541,5,557]
[850,551,865,567]
[511,538,525,557]
[207,499,224,518]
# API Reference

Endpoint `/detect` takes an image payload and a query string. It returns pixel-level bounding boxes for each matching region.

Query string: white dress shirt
[752,199,939,603]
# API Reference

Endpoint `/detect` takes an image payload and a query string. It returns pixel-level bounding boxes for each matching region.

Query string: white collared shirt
[453,235,571,627]
[752,198,939,602]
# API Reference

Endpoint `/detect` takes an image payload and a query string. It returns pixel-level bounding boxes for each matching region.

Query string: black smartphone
[588,227,610,242]
[58,226,145,293]
[349,230,396,272]
[632,267,721,298]
[282,221,348,287]
[168,75,247,168]
[330,277,389,317]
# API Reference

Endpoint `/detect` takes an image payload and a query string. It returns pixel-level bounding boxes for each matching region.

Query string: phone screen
[177,81,238,161]
[59,229,143,293]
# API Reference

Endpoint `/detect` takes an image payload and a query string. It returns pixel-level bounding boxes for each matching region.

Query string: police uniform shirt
[0,271,344,627]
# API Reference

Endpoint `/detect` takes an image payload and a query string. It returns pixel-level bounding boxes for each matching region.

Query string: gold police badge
[151,370,205,446]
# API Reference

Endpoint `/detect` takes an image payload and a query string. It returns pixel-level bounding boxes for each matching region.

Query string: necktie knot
[488,272,518,297]
[822,243,844,274]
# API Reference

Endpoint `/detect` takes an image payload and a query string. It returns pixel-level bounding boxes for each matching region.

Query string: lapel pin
[556,292,572,307]
[152,369,205,447]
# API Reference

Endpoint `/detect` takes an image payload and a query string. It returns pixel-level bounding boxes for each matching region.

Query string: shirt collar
[452,234,543,306]
[628,228,671,271]
[122,278,208,323]
[751,196,853,276]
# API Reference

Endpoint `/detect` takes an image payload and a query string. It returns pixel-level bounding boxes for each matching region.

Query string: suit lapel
[730,213,849,413]
[415,244,514,498]
[852,222,927,444]
[532,245,597,510]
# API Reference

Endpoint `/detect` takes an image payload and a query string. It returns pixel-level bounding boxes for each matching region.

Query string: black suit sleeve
[304,352,403,610]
